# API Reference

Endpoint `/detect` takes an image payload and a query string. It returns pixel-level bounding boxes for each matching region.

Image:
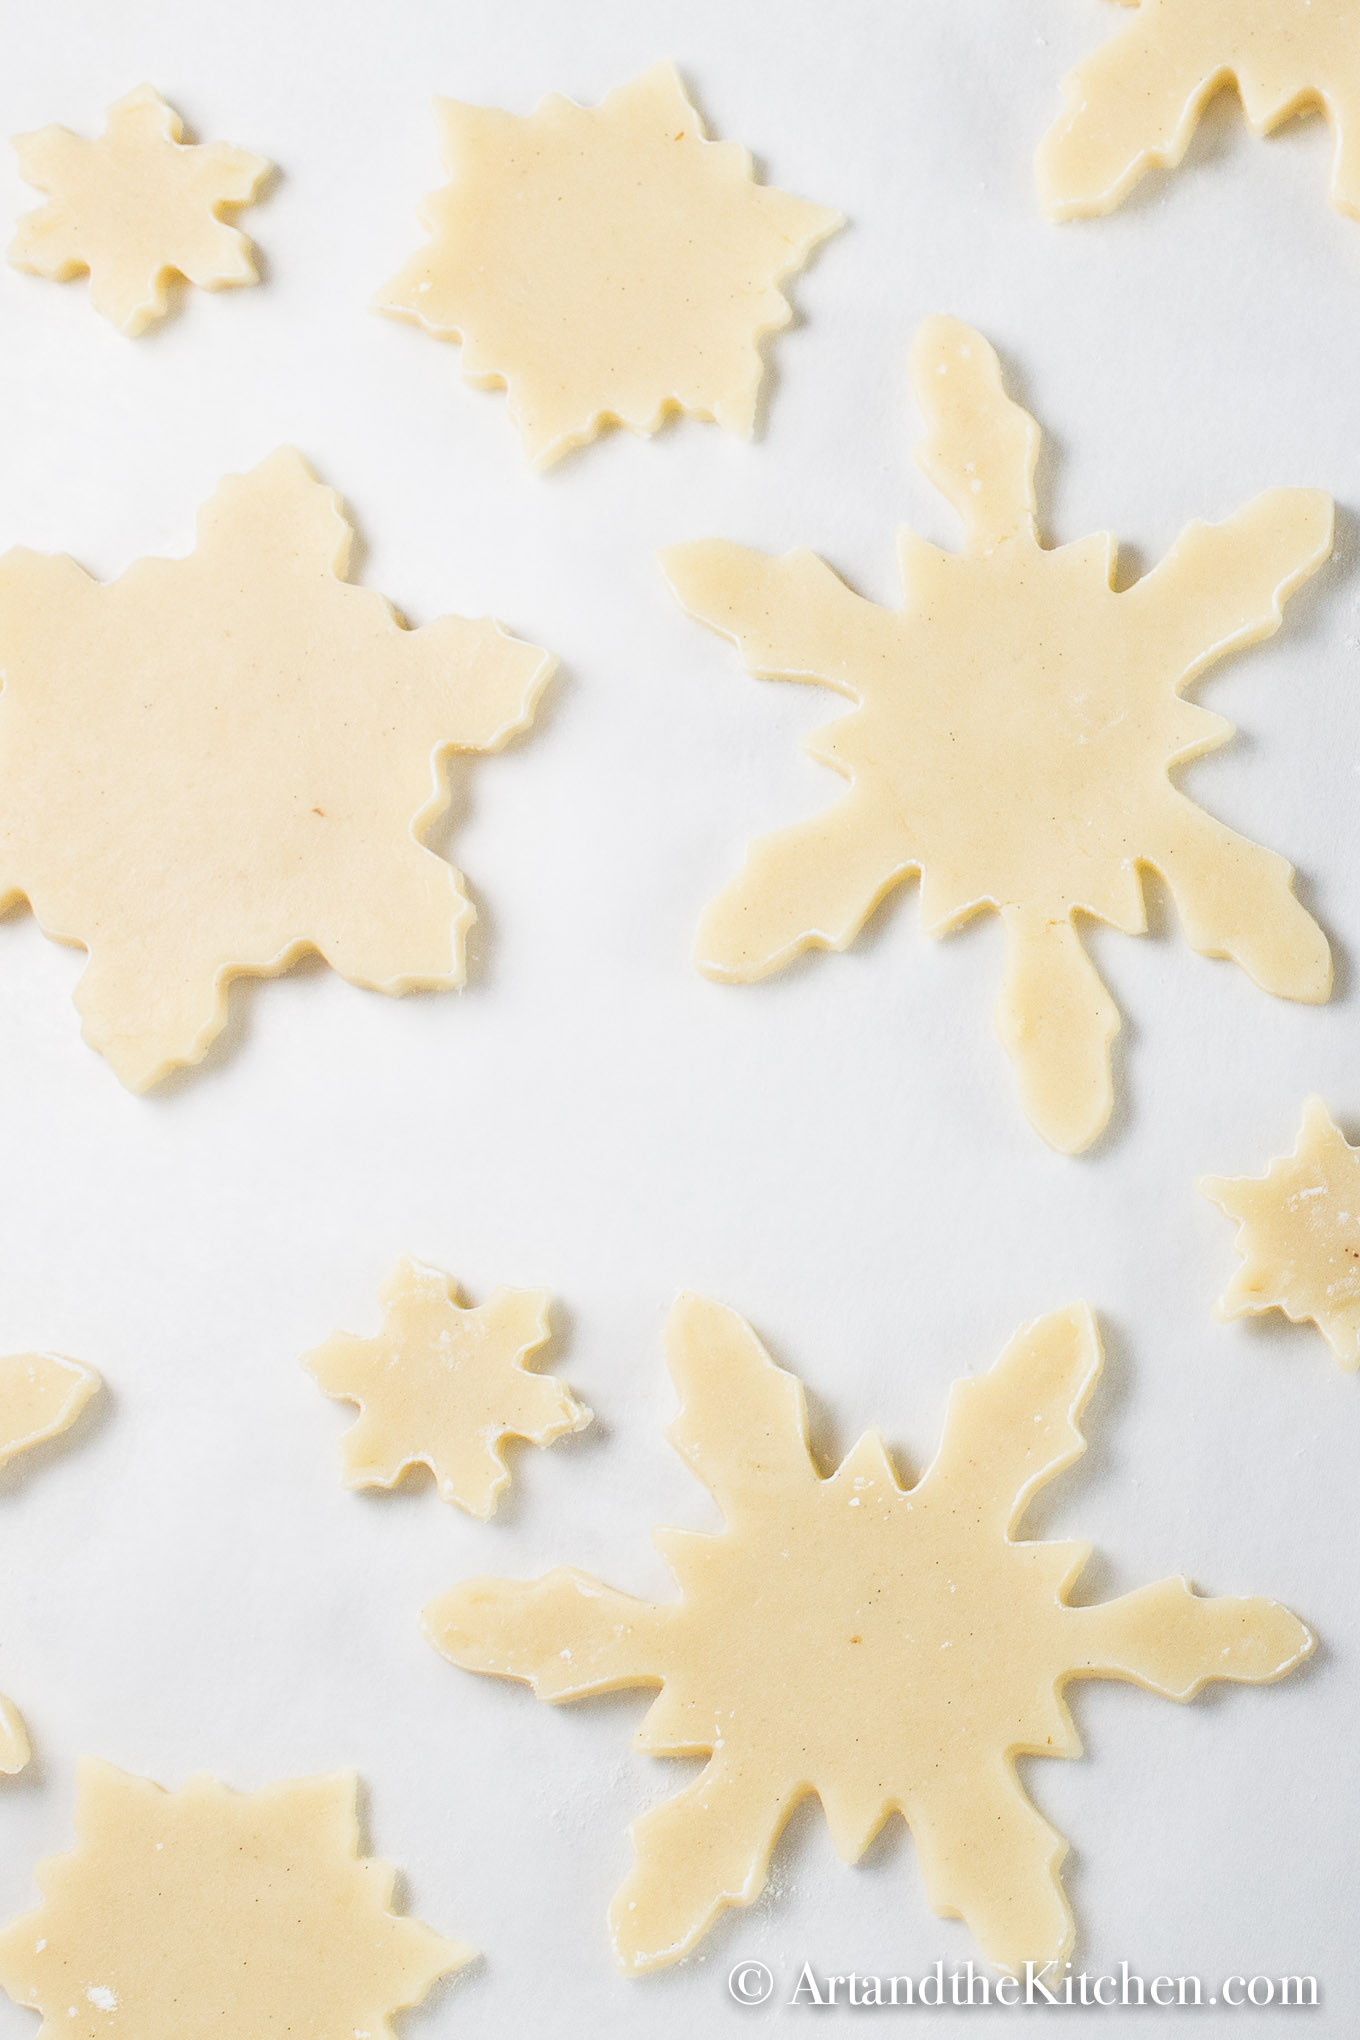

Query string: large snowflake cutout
[427,1294,1311,1974]
[9,85,269,335]
[661,317,1332,1152]
[1037,0,1360,221]
[376,61,841,468]
[0,1761,470,2040]
[0,1351,100,1776]
[0,448,554,1089]
[1203,1095,1360,1367]
[305,1259,592,1517]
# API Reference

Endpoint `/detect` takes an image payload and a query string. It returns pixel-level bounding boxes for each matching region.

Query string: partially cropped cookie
[1037,0,1360,223]
[376,61,840,467]
[0,1761,469,2040]
[1203,1097,1360,1368]
[0,449,554,1088]
[305,1260,591,1517]
[8,85,269,334]
[0,1350,102,1775]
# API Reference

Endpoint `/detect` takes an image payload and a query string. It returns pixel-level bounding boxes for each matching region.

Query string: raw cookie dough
[428,1295,1311,1975]
[376,61,841,468]
[0,1351,99,1473]
[1037,0,1360,220]
[0,1760,470,2040]
[305,1259,591,1517]
[1202,1095,1360,1366]
[661,317,1332,1154]
[9,85,269,334]
[0,448,554,1090]
[0,1351,101,1776]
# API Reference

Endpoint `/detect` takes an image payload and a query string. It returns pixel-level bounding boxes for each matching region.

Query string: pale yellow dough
[661,318,1332,1154]
[0,1760,470,2040]
[1202,1096,1360,1366]
[0,1351,99,1473]
[9,85,269,334]
[1037,0,1360,220]
[0,448,554,1089]
[428,1295,1311,1975]
[305,1259,591,1517]
[376,61,841,468]
[0,1351,101,1776]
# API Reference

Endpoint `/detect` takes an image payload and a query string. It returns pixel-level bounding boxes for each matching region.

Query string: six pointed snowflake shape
[8,84,269,335]
[305,1259,592,1517]
[1037,0,1360,222]
[662,316,1333,1153]
[427,1294,1311,1974]
[1203,1095,1360,1367]
[0,1761,469,2040]
[0,447,554,1089]
[376,61,841,468]
[0,1351,101,1776]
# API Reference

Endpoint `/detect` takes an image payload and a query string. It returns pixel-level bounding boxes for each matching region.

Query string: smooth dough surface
[0,1351,99,1473]
[9,84,269,334]
[0,447,554,1090]
[0,1352,101,1776]
[1037,0,1360,220]
[305,1259,591,1517]
[1203,1096,1360,1367]
[428,1295,1311,1975]
[376,60,841,468]
[0,1760,470,2039]
[661,316,1332,1154]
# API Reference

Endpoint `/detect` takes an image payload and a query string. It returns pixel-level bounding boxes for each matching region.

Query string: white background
[0,0,1356,2031]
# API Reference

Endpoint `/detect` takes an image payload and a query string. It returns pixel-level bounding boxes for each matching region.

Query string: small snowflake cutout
[0,1761,470,2040]
[376,61,841,467]
[1203,1095,1360,1366]
[427,1294,1311,1974]
[1037,0,1360,222]
[0,448,554,1089]
[662,317,1332,1153]
[9,85,269,334]
[305,1260,591,1517]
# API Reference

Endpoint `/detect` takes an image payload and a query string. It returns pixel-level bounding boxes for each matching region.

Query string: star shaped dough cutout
[8,85,269,334]
[661,317,1332,1153]
[0,1350,101,1776]
[1036,0,1360,220]
[305,1259,592,1517]
[375,61,841,468]
[0,1760,470,2040]
[427,1295,1311,1975]
[0,447,554,1089]
[1202,1095,1360,1366]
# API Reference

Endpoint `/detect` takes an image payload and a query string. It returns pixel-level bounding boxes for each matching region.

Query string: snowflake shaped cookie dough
[1202,1096,1360,1366]
[305,1259,592,1517]
[9,85,269,334]
[428,1295,1311,1974]
[0,1351,100,1776]
[0,448,554,1089]
[1036,0,1360,221]
[661,318,1332,1153]
[0,1760,470,2040]
[376,61,841,468]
